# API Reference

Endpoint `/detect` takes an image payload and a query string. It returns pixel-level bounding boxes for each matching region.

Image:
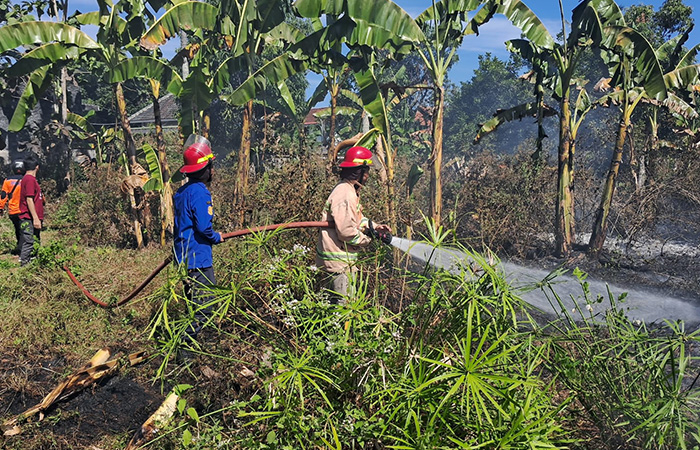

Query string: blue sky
[395,0,700,85]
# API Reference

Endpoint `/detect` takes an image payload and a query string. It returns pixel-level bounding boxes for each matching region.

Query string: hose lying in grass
[63,221,331,308]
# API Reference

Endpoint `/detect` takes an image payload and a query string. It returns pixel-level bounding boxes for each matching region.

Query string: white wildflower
[293,244,310,254]
[586,304,593,312]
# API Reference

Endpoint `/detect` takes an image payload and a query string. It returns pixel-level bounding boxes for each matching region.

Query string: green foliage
[140,143,163,192]
[31,240,75,268]
[625,0,694,48]
[148,229,568,449]
[540,269,700,450]
[52,166,142,248]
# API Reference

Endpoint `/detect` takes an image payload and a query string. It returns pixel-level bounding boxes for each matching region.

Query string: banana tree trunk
[179,31,190,79]
[555,94,574,257]
[201,109,211,139]
[374,136,390,212]
[429,85,444,227]
[326,89,338,175]
[115,82,144,249]
[150,80,174,246]
[533,71,546,169]
[589,112,629,255]
[235,99,253,227]
[60,66,72,190]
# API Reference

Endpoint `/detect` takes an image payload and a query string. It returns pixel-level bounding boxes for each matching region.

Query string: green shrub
[540,268,700,450]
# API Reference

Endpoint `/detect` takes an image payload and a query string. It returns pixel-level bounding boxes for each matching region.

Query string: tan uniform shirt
[316,181,372,273]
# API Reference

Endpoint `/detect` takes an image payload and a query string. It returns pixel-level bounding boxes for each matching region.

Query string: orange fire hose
[63,221,331,308]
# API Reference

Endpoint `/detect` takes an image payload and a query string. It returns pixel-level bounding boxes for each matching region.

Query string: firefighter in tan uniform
[316,146,391,302]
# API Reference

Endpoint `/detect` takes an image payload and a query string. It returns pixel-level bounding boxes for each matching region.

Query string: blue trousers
[183,267,216,343]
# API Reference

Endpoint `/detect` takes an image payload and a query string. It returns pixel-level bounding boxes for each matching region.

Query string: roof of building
[304,107,329,126]
[128,93,179,130]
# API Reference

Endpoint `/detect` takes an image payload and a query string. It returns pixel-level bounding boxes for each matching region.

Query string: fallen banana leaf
[128,350,147,366]
[125,390,179,450]
[2,348,119,436]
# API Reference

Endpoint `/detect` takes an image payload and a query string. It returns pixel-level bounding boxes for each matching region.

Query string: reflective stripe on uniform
[348,232,365,245]
[316,249,359,262]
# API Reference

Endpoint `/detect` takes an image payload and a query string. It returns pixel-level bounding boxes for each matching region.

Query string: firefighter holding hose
[316,146,392,302]
[173,136,223,351]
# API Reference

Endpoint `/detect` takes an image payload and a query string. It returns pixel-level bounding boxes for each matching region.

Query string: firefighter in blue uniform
[173,135,223,348]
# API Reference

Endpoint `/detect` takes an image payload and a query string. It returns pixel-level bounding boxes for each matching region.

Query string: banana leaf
[5,43,83,78]
[66,112,98,140]
[474,102,556,143]
[570,0,624,45]
[664,64,700,92]
[474,0,554,49]
[407,163,424,196]
[140,1,218,50]
[295,0,424,48]
[223,53,309,106]
[308,79,329,107]
[603,26,667,101]
[109,56,180,88]
[141,143,163,192]
[0,21,99,54]
[9,66,53,132]
[353,67,389,135]
[675,44,700,71]
[74,11,128,34]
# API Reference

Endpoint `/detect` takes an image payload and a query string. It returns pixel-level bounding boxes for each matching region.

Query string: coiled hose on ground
[63,221,331,308]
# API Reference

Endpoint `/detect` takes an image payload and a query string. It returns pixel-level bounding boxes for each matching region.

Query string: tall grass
[148,226,569,449]
[539,269,700,450]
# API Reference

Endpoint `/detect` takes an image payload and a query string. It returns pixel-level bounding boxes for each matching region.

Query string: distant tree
[624,0,693,48]
[444,53,534,157]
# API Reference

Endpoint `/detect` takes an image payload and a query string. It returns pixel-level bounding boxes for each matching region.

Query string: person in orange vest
[316,146,392,303]
[0,160,26,255]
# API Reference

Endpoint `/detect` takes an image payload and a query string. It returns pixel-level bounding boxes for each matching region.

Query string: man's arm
[26,197,42,229]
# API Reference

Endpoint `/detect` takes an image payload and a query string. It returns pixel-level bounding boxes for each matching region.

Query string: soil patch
[2,359,163,449]
[47,376,162,443]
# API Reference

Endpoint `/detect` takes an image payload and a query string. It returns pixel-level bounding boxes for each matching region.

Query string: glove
[377,229,393,245]
[364,220,380,239]
[365,220,392,245]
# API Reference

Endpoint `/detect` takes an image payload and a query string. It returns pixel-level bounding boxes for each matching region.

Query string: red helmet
[180,135,215,174]
[339,146,373,168]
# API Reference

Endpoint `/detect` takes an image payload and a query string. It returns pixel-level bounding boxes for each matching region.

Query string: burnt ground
[0,354,165,450]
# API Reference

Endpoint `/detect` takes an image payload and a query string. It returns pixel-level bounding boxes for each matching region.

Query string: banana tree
[72,4,157,248]
[223,0,423,227]
[587,26,668,255]
[473,0,624,256]
[141,0,292,226]
[588,26,700,254]
[139,1,222,137]
[630,31,698,192]
[0,21,99,131]
[111,56,185,245]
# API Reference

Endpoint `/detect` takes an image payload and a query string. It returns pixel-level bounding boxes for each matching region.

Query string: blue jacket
[173,181,222,269]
